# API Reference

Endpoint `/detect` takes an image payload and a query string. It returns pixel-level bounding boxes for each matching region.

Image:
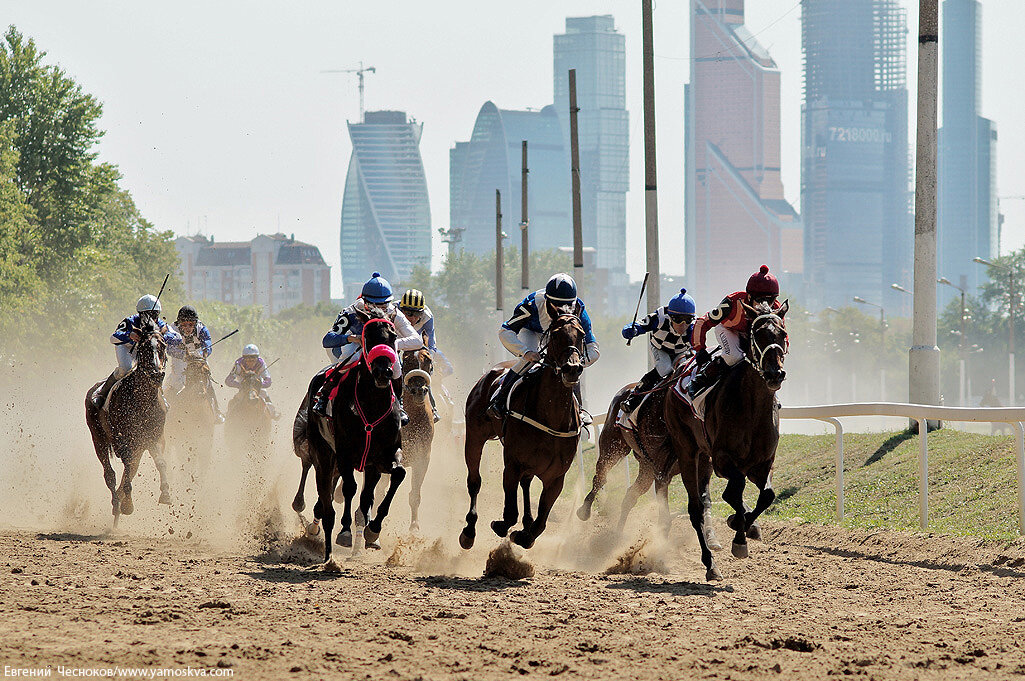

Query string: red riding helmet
[746,264,779,297]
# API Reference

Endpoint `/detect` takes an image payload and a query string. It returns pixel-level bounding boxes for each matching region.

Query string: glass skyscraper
[553,15,629,291]
[340,110,431,296]
[801,0,913,313]
[938,0,997,306]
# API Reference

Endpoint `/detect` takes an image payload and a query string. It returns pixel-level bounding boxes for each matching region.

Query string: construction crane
[321,61,376,122]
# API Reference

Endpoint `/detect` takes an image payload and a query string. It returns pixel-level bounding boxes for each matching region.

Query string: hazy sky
[4,0,1024,292]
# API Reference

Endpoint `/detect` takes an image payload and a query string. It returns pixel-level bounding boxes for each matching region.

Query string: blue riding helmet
[361,272,394,304]
[545,273,577,303]
[667,288,696,316]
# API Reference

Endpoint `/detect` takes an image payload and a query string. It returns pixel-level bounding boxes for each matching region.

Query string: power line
[655,0,802,63]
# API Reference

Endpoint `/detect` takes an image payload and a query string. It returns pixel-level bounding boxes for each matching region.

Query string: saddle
[488,365,541,414]
[671,351,722,422]
[617,360,693,430]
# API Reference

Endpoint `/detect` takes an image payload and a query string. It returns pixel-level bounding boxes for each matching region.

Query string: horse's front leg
[491,466,521,538]
[150,438,171,505]
[511,473,565,549]
[742,463,775,541]
[577,422,629,521]
[408,457,428,533]
[366,460,406,549]
[313,455,337,564]
[520,476,534,528]
[698,455,723,550]
[617,462,655,534]
[459,433,486,549]
[98,447,118,520]
[336,467,357,549]
[720,461,750,558]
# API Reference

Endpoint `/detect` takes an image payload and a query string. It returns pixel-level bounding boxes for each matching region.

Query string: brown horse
[166,356,216,472]
[400,335,436,532]
[665,300,789,580]
[577,383,722,548]
[459,312,586,550]
[85,315,172,526]
[226,371,272,457]
[303,317,405,563]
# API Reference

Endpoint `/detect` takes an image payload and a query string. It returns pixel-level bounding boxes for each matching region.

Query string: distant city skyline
[6,1,1025,299]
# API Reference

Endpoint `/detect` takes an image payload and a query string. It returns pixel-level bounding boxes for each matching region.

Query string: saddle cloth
[671,361,713,421]
[322,358,360,419]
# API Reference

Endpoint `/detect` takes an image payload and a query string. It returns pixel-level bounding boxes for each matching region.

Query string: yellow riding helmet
[400,289,426,311]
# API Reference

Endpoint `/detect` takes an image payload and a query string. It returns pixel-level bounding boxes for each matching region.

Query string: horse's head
[184,355,210,390]
[544,310,586,387]
[741,299,789,391]
[401,335,433,400]
[362,318,398,389]
[135,315,167,384]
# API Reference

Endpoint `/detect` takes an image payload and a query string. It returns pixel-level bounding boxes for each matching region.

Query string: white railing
[779,403,1025,535]
[587,405,1025,535]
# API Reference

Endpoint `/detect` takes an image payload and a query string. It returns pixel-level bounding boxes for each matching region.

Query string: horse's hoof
[409,521,420,533]
[576,505,591,521]
[120,498,134,516]
[509,530,534,550]
[706,565,723,581]
[365,538,381,550]
[306,521,321,537]
[746,523,762,541]
[458,530,475,550]
[337,531,353,548]
[726,513,739,531]
[323,558,341,573]
[731,541,749,559]
[705,531,723,551]
[364,527,380,544]
[158,490,172,505]
[490,520,509,538]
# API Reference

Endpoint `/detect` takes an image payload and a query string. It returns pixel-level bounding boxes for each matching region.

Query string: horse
[400,335,436,532]
[460,311,586,550]
[577,381,722,549]
[664,299,789,581]
[165,356,217,472]
[303,317,405,563]
[85,315,172,526]
[226,372,272,456]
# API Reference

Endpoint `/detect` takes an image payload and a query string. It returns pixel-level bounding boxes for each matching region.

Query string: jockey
[314,272,423,422]
[91,294,179,409]
[225,344,278,419]
[619,288,697,413]
[687,264,783,397]
[167,305,223,423]
[487,272,600,421]
[398,288,454,423]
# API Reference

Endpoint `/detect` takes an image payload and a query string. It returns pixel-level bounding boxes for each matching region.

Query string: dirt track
[3,519,1025,680]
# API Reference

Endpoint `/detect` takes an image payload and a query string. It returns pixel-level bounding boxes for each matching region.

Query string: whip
[626,272,650,347]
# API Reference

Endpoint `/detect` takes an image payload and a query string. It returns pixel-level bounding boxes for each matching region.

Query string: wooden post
[568,69,583,271]
[521,140,529,291]
[496,189,503,312]
[641,0,660,313]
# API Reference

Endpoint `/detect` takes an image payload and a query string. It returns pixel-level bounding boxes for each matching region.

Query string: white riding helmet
[242,344,260,357]
[136,294,161,313]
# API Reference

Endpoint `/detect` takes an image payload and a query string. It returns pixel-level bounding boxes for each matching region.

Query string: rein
[352,370,396,472]
[748,312,788,377]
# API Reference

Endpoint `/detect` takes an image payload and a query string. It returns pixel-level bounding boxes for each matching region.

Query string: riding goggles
[668,313,695,325]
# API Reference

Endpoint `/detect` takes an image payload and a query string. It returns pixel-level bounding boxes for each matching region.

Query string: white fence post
[916,418,929,530]
[818,417,845,521]
[1015,422,1025,534]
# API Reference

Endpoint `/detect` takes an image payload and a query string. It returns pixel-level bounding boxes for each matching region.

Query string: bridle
[537,314,585,379]
[748,311,788,379]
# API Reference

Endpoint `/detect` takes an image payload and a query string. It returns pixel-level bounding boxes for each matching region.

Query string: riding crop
[626,272,650,347]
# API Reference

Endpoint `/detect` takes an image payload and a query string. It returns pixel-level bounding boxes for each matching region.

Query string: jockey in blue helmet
[486,272,600,421]
[314,272,423,423]
[619,288,697,413]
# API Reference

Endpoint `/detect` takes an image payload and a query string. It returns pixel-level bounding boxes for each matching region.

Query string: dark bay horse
[303,318,405,563]
[577,382,721,549]
[166,356,216,471]
[665,300,789,580]
[460,312,586,550]
[226,372,272,456]
[400,336,435,532]
[85,315,172,526]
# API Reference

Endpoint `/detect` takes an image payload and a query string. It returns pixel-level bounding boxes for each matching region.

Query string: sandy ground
[4,363,1025,680]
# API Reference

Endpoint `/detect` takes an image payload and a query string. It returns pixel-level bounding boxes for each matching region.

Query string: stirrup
[313,395,329,417]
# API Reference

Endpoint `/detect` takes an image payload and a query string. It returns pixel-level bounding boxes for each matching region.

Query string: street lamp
[853,296,886,400]
[891,283,913,296]
[938,277,968,406]
[973,256,1015,404]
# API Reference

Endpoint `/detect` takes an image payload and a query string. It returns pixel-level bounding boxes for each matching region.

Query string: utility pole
[909,0,940,433]
[521,141,529,292]
[568,69,584,273]
[321,61,376,122]
[496,189,504,312]
[641,0,661,314]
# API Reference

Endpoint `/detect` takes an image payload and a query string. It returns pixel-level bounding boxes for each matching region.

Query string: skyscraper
[449,103,570,258]
[938,0,997,305]
[684,0,802,303]
[340,110,431,297]
[801,0,913,313]
[553,15,629,294]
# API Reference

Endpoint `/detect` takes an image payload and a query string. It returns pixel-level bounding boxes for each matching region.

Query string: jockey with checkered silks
[168,305,223,422]
[398,288,453,424]
[687,264,783,398]
[314,272,423,423]
[620,288,697,413]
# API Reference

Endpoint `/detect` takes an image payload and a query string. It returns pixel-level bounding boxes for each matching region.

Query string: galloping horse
[664,300,789,580]
[85,315,172,526]
[460,311,586,550]
[226,372,272,456]
[166,356,216,471]
[400,335,436,532]
[577,382,721,548]
[303,317,405,563]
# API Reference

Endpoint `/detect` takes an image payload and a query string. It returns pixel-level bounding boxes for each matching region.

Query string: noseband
[748,312,788,379]
[537,315,584,377]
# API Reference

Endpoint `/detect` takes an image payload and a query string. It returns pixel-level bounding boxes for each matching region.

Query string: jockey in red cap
[687,265,783,397]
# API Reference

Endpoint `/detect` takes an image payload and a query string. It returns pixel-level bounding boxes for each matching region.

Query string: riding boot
[486,371,519,419]
[428,387,441,423]
[313,369,342,416]
[92,370,119,410]
[392,377,409,426]
[573,382,592,427]
[622,368,661,414]
[688,356,726,398]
